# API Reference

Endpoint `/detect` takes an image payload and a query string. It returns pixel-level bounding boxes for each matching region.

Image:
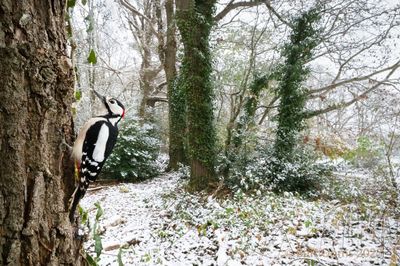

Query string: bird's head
[93,90,125,119]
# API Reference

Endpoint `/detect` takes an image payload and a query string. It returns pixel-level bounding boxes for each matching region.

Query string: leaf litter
[81,173,399,265]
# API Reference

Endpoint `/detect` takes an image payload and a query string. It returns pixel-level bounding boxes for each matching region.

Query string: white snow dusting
[81,174,400,265]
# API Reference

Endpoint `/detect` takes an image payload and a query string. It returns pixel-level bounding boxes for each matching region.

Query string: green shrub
[269,146,331,195]
[102,118,161,181]
[219,143,331,196]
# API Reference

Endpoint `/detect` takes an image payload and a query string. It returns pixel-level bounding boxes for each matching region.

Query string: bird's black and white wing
[69,120,118,221]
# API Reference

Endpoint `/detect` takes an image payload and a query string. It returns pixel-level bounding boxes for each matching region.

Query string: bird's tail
[69,186,80,222]
[69,180,89,222]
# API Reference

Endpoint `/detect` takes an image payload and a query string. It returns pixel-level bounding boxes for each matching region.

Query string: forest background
[0,0,399,265]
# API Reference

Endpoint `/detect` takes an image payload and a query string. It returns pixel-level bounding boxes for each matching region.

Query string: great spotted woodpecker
[69,90,125,222]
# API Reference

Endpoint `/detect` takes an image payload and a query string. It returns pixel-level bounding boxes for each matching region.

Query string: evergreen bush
[102,118,161,182]
[220,143,331,196]
[268,146,331,195]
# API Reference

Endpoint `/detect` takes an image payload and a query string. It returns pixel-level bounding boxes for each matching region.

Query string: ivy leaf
[82,0,88,5]
[87,49,97,64]
[94,202,103,221]
[67,0,76,8]
[117,248,124,266]
[78,205,88,224]
[75,90,82,101]
[85,253,98,266]
[94,234,103,258]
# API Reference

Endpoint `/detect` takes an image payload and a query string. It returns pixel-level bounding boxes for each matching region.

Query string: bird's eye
[109,99,116,104]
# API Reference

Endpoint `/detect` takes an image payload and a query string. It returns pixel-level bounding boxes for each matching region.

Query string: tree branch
[119,0,159,37]
[214,0,264,22]
[307,59,400,98]
[258,95,279,125]
[304,63,400,119]
[264,0,292,28]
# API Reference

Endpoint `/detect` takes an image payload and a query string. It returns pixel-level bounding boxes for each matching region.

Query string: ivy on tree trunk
[274,7,321,162]
[176,0,218,191]
[168,74,188,170]
[223,75,271,178]
[166,0,187,171]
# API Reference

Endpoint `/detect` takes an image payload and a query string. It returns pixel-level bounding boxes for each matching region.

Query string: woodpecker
[69,89,125,222]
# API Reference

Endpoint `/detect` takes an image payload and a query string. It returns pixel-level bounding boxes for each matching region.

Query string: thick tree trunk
[176,0,218,191]
[167,75,188,171]
[165,0,187,171]
[0,1,83,265]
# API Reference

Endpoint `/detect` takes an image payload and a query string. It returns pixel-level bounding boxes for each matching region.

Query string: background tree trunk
[176,0,218,191]
[165,0,187,171]
[0,1,83,265]
[274,8,320,161]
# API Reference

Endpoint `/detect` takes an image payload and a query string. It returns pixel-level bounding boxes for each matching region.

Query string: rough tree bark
[0,1,83,265]
[165,0,187,171]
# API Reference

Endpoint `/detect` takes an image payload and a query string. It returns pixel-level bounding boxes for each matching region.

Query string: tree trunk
[168,75,188,171]
[138,37,153,119]
[274,8,320,162]
[137,2,159,121]
[0,1,83,265]
[165,0,187,171]
[176,0,218,191]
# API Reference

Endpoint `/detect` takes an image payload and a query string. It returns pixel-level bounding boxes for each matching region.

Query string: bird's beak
[93,90,104,101]
[92,89,106,104]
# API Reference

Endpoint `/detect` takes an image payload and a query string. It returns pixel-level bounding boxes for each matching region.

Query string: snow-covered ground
[81,174,400,266]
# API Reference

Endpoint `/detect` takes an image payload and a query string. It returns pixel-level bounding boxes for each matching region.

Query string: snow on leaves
[81,174,399,265]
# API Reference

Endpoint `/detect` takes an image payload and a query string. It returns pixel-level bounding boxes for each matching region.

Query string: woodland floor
[81,173,400,266]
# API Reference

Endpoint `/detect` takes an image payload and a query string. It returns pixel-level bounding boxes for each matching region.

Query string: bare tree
[119,0,167,119]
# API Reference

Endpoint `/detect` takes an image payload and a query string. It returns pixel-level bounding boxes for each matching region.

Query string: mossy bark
[176,0,218,191]
[0,1,83,265]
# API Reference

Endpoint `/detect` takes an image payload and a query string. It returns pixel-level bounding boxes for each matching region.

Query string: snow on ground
[81,174,400,266]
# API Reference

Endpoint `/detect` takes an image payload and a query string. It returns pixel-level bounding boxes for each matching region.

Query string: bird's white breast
[92,124,109,162]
